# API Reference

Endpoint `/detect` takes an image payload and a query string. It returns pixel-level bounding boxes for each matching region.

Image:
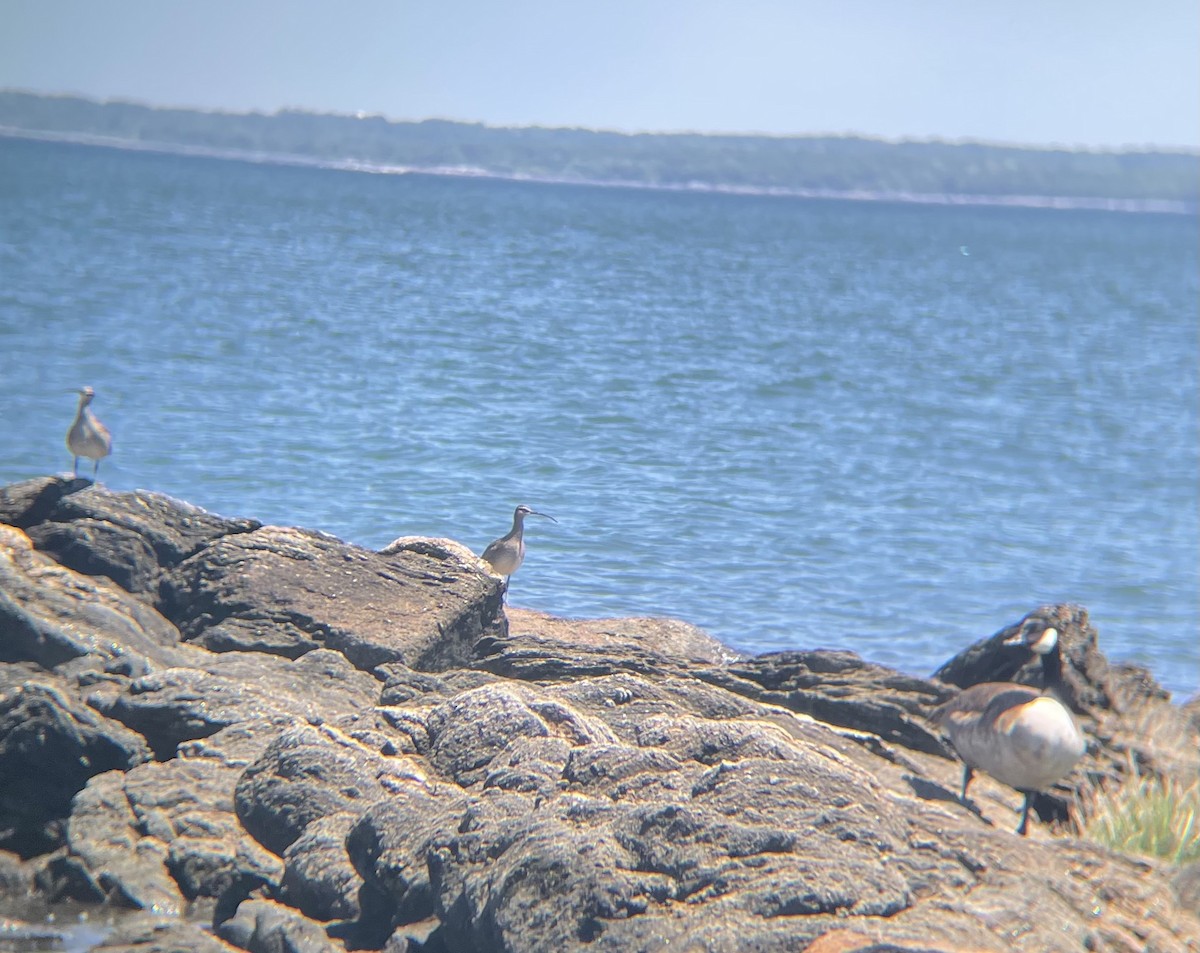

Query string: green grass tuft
[1079,770,1200,864]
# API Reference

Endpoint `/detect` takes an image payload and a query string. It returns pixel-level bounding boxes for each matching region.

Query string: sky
[1,0,1198,150]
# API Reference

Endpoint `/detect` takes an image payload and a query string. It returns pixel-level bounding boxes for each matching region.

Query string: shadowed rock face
[1,477,1197,953]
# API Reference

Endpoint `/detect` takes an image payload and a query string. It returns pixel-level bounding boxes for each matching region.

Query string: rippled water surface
[1,137,1196,695]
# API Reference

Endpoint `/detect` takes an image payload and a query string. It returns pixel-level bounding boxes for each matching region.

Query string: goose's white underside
[948,696,1085,793]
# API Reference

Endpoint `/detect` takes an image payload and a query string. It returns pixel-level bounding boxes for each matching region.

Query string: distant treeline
[2,90,1197,208]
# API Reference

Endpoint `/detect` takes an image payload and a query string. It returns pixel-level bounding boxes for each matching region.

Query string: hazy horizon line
[3,125,1194,218]
[5,87,1199,157]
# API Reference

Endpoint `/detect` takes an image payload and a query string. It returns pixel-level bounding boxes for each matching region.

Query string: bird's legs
[1016,793,1033,836]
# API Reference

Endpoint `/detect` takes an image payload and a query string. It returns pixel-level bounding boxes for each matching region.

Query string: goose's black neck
[1038,643,1068,702]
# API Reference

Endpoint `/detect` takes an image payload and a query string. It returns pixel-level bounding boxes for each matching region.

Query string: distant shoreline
[2,125,1195,216]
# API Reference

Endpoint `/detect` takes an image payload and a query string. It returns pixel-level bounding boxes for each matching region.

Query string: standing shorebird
[931,615,1087,836]
[481,504,558,589]
[66,386,113,479]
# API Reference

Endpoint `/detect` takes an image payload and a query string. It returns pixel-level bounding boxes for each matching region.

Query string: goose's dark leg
[960,765,974,801]
[1016,792,1033,836]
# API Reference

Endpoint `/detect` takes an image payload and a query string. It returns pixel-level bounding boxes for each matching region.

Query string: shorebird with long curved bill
[66,386,113,479]
[481,504,558,594]
[931,614,1087,836]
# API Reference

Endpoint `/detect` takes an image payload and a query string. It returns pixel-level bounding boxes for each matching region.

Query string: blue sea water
[1,136,1197,697]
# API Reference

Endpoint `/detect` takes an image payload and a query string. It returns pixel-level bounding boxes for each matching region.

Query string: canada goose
[481,504,557,586]
[931,615,1087,835]
[66,386,113,479]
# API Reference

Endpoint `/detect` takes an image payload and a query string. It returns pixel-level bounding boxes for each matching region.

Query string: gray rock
[335,659,1200,952]
[50,768,185,911]
[0,477,69,530]
[47,757,281,913]
[472,630,951,761]
[1,477,259,596]
[217,898,342,953]
[5,480,506,678]
[0,523,188,671]
[705,649,952,757]
[423,683,617,786]
[376,665,453,706]
[278,811,364,922]
[100,667,283,760]
[91,913,242,952]
[0,848,34,893]
[0,665,151,856]
[235,723,425,858]
[161,524,505,669]
[95,648,378,761]
[504,607,741,664]
[1174,861,1200,918]
[3,481,1199,953]
[346,791,469,927]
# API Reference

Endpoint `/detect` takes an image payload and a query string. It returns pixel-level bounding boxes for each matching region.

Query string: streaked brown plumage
[931,615,1086,836]
[66,386,112,479]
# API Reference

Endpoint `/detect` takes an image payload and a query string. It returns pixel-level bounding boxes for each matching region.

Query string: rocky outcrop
[1,477,1197,953]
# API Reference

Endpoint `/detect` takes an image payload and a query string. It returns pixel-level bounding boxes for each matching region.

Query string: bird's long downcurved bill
[529,511,558,523]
